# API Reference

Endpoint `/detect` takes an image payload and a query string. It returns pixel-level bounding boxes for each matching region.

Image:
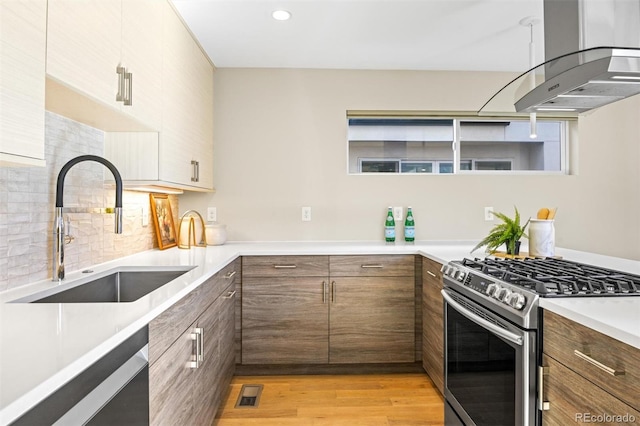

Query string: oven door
[442,287,537,426]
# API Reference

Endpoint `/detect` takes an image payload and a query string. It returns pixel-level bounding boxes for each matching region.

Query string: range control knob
[491,285,504,300]
[486,283,500,297]
[456,271,466,282]
[507,293,526,310]
[497,288,512,302]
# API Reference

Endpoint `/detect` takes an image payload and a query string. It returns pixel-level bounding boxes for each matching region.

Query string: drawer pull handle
[116,66,126,102]
[225,271,237,279]
[538,366,550,411]
[574,350,625,376]
[190,327,204,368]
[426,270,437,278]
[274,265,297,269]
[361,264,383,268]
[222,290,236,299]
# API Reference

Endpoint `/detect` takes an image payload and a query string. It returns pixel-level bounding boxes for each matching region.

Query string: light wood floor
[215,373,445,426]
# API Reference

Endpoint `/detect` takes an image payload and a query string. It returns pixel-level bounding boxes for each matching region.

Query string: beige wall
[180,68,640,261]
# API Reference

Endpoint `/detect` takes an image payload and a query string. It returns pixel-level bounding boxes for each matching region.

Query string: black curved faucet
[53,155,123,281]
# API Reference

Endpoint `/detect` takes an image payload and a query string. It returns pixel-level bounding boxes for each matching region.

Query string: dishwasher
[11,327,149,426]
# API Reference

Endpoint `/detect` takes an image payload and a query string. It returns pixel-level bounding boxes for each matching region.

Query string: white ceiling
[171,0,545,72]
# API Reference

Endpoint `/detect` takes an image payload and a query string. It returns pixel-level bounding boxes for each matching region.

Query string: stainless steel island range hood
[515,0,640,114]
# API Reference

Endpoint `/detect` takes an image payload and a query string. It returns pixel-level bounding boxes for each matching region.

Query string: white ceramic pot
[205,223,227,245]
[529,219,555,257]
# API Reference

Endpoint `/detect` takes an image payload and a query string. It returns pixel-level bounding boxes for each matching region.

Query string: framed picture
[150,193,177,250]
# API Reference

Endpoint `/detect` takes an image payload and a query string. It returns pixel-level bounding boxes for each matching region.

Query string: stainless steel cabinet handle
[322,281,327,304]
[574,350,625,376]
[361,264,383,268]
[124,71,132,106]
[426,270,437,277]
[190,160,199,182]
[116,66,126,102]
[331,281,336,303]
[190,327,203,368]
[274,265,297,269]
[198,328,204,363]
[538,366,550,411]
[225,271,237,279]
[222,290,237,299]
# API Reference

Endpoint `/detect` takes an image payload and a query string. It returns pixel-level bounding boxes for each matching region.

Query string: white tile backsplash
[0,112,177,292]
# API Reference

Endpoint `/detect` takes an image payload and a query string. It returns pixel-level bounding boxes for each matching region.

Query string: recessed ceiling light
[272,10,291,21]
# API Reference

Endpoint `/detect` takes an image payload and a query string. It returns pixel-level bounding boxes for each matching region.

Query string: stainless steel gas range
[440,257,640,426]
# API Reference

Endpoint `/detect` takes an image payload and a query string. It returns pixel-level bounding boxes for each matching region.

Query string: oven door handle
[441,290,524,346]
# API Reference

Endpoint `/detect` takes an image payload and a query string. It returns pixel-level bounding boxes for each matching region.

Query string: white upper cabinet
[159,1,214,190]
[0,0,47,167]
[103,1,214,191]
[46,0,162,130]
[121,0,163,130]
[46,0,121,110]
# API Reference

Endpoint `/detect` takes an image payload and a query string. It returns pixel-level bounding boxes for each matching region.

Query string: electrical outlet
[484,207,494,221]
[207,207,217,222]
[393,206,403,221]
[142,205,149,227]
[302,206,311,221]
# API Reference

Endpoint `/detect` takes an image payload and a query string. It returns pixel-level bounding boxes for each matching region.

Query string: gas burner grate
[460,257,640,297]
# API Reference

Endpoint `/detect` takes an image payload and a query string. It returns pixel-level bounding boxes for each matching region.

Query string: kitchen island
[0,241,638,424]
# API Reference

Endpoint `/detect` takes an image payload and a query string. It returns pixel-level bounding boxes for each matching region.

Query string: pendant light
[520,17,540,139]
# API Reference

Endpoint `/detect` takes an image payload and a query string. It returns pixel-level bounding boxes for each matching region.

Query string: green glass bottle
[384,207,395,243]
[404,207,415,243]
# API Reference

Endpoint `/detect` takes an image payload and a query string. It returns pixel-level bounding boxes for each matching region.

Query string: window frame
[347,113,573,176]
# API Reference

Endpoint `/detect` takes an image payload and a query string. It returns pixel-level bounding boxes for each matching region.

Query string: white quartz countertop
[1,241,638,424]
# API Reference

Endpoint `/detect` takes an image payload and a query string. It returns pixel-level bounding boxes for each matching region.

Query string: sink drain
[234,384,263,408]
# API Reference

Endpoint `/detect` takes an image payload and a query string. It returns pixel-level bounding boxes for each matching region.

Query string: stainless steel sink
[12,267,195,303]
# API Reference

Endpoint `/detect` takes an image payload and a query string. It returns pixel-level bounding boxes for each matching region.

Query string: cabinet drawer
[422,257,443,283]
[330,255,415,277]
[541,354,640,425]
[202,259,240,303]
[149,283,202,365]
[242,255,329,277]
[149,260,240,365]
[543,310,640,411]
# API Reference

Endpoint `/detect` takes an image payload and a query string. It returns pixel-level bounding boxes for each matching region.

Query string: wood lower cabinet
[242,256,329,364]
[421,256,444,394]
[541,310,640,425]
[242,277,329,364]
[149,260,239,425]
[241,255,415,365]
[329,255,415,364]
[329,276,415,363]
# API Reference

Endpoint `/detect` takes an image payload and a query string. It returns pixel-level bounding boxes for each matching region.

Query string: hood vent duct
[482,0,640,115]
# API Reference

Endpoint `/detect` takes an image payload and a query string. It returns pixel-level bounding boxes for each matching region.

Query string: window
[348,115,570,174]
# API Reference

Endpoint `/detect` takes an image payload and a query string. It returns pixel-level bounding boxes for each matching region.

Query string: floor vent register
[234,384,263,408]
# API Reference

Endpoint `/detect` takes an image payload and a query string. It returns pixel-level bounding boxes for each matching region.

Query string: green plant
[472,206,530,255]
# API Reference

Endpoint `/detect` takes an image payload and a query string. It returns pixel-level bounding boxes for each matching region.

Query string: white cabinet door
[0,0,46,166]
[160,1,214,190]
[46,0,122,110]
[121,0,163,129]
[46,0,163,131]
